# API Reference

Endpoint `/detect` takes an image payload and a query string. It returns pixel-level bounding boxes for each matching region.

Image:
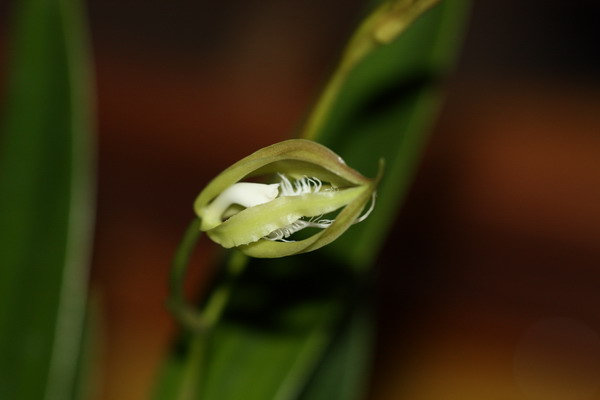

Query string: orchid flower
[194,139,382,258]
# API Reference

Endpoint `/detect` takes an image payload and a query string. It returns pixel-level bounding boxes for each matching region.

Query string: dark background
[1,1,599,399]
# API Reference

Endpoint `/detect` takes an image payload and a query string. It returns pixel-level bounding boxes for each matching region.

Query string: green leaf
[70,295,102,400]
[157,255,362,400]
[298,306,373,400]
[294,3,469,397]
[0,0,95,399]
[313,0,470,269]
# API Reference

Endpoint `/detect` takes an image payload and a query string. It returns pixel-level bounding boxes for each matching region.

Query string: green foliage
[318,0,470,268]
[0,0,95,399]
[297,307,373,400]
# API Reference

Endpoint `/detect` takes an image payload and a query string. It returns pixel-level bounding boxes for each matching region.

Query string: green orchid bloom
[194,139,382,258]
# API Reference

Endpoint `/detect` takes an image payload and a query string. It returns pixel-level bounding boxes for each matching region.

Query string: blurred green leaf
[297,306,373,400]
[70,295,101,400]
[297,3,469,395]
[0,0,95,399]
[157,255,356,400]
[316,0,470,268]
[157,1,468,399]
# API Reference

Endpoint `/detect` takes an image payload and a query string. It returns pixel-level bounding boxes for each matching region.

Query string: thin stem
[301,63,350,141]
[302,0,440,141]
[168,218,206,332]
[201,251,248,327]
[300,8,371,141]
[168,218,249,332]
[169,219,250,400]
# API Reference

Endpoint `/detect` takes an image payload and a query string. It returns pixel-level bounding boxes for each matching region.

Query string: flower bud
[194,139,381,258]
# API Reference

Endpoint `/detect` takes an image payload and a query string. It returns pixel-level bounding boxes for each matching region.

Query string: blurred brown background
[1,1,600,399]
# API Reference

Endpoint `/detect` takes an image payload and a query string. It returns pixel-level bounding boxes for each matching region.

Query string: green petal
[207,186,367,248]
[194,139,371,218]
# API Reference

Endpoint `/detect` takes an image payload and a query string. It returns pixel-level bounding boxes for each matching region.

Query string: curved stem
[300,10,367,141]
[168,218,249,332]
[168,218,206,332]
[169,218,250,400]
[302,0,441,141]
[201,250,248,327]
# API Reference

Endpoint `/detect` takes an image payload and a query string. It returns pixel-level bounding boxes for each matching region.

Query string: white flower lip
[200,182,279,231]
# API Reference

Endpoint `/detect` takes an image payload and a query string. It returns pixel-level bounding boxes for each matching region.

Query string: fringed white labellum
[264,175,376,242]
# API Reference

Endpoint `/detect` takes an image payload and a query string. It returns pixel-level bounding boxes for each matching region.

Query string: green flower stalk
[194,139,382,258]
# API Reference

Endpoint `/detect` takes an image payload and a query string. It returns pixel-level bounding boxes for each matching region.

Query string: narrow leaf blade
[298,307,373,400]
[0,0,95,398]
[316,0,470,268]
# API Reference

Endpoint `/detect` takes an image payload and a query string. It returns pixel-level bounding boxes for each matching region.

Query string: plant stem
[169,219,250,400]
[168,218,206,331]
[302,62,350,141]
[201,251,248,327]
[302,0,440,141]
[170,218,202,304]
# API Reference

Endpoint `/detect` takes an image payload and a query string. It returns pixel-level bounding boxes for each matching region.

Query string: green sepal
[194,139,370,218]
[207,186,367,249]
